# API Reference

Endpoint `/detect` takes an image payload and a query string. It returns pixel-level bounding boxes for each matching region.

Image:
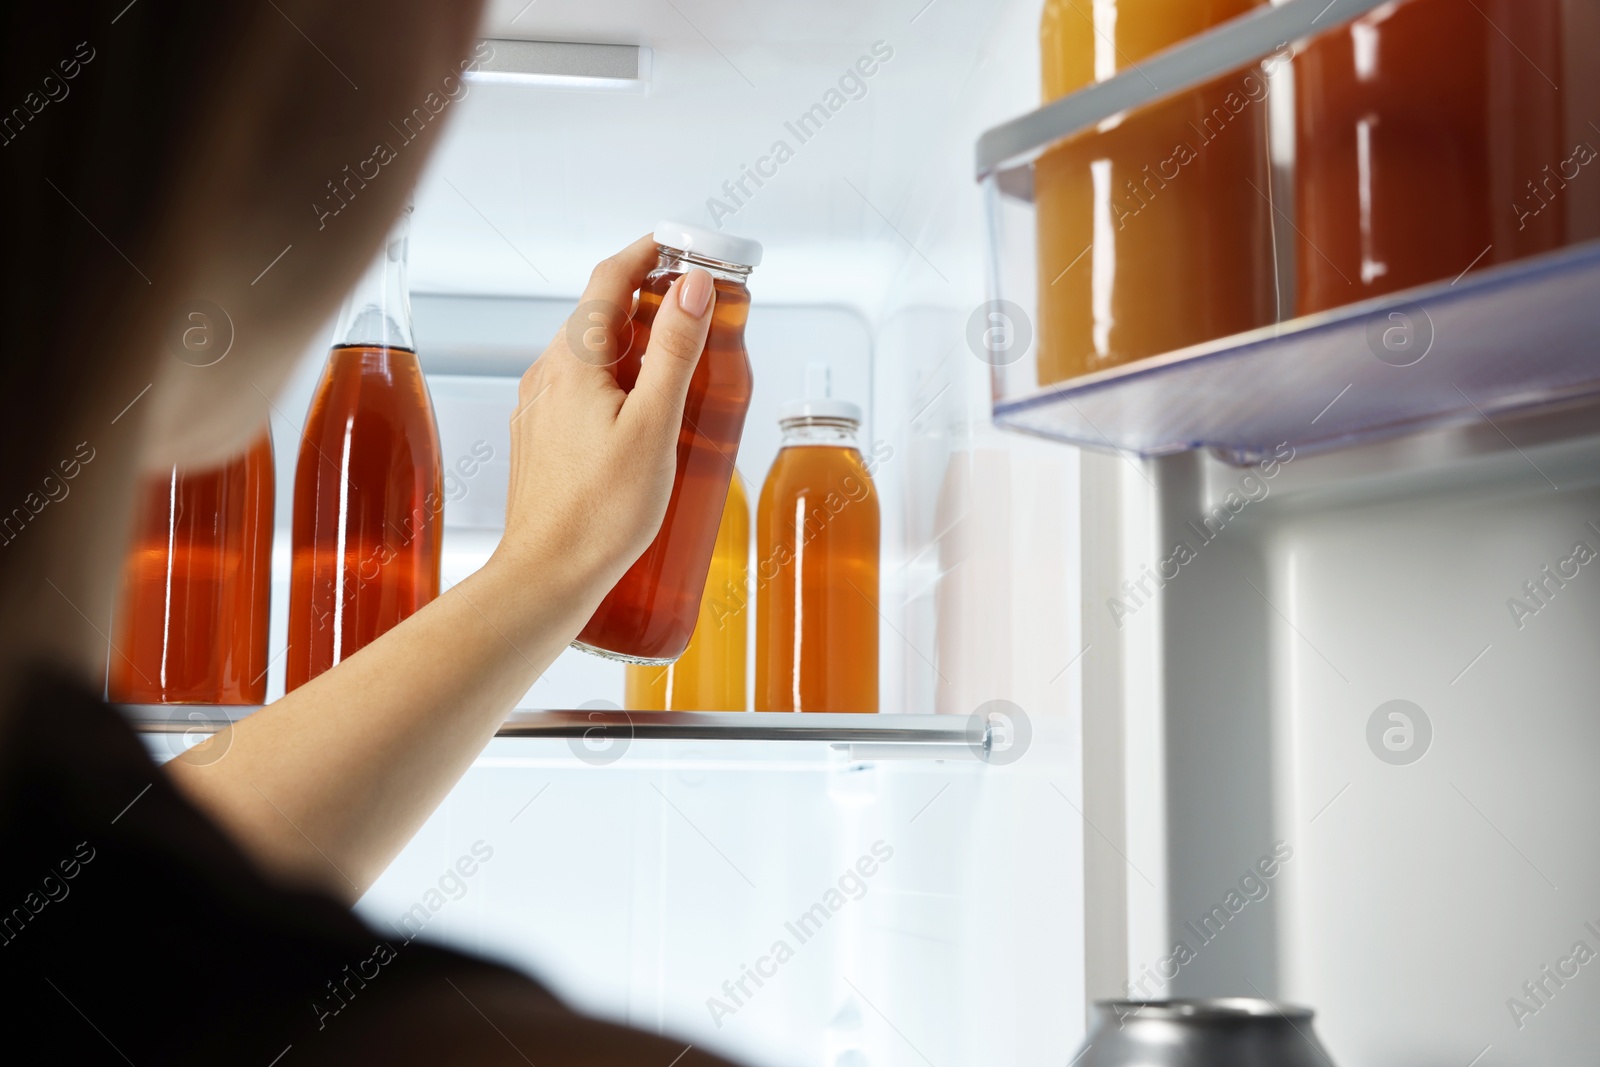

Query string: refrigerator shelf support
[123,706,996,759]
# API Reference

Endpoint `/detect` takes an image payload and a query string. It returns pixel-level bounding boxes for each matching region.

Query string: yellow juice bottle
[625,473,749,711]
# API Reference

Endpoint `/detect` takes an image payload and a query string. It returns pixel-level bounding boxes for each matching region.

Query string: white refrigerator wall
[354,730,1083,1067]
[1098,409,1600,1065]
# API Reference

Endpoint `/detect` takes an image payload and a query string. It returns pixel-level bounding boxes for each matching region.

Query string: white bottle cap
[779,398,862,424]
[654,220,763,268]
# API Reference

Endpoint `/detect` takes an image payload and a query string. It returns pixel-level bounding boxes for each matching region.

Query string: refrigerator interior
[141,0,1600,1063]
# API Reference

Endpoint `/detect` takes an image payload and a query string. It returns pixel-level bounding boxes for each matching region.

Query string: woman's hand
[495,234,717,607]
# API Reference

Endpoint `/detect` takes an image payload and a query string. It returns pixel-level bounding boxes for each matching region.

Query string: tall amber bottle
[756,398,878,714]
[1294,0,1569,314]
[109,432,274,704]
[625,473,749,711]
[1035,0,1275,384]
[286,208,442,690]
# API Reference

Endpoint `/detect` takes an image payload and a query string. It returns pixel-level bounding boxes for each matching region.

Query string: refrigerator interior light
[465,39,651,92]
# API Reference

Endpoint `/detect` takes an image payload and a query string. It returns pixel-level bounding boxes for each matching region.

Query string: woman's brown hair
[0,0,481,678]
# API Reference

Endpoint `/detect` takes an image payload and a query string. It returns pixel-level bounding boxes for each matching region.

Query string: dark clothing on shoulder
[0,671,732,1066]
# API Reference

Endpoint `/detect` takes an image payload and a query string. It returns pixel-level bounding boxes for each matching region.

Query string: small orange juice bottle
[755,378,878,714]
[576,222,758,664]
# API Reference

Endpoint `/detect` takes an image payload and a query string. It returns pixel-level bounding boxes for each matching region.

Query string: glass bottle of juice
[575,221,760,664]
[755,390,879,714]
[624,472,749,711]
[286,207,443,690]
[109,432,274,704]
[1293,0,1569,314]
[1035,0,1275,385]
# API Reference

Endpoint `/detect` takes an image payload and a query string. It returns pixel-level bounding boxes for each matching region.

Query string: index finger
[581,234,660,308]
[549,234,659,375]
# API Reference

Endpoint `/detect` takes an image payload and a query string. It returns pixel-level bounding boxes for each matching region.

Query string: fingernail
[678,269,714,318]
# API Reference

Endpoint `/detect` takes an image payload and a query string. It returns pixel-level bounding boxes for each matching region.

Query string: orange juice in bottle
[1035,0,1275,385]
[576,222,758,664]
[755,377,878,714]
[286,207,443,691]
[110,431,274,705]
[1293,0,1569,314]
[625,473,749,711]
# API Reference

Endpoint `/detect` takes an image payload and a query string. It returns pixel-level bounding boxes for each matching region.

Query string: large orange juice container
[576,222,760,665]
[755,386,879,714]
[625,473,749,711]
[1293,0,1572,314]
[1035,0,1276,385]
[109,432,274,704]
[286,207,443,690]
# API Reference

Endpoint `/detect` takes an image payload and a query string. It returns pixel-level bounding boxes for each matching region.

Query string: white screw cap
[654,220,763,267]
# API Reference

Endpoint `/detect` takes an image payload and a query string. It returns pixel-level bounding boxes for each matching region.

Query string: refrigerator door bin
[977,0,1600,463]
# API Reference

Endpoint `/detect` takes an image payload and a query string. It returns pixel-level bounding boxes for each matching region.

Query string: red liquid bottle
[286,207,443,690]
[575,221,761,664]
[109,432,274,705]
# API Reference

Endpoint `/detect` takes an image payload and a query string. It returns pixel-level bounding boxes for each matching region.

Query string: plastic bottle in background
[1293,0,1571,314]
[625,473,749,711]
[109,431,274,704]
[286,207,443,691]
[576,221,759,665]
[1035,0,1275,385]
[756,367,879,714]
